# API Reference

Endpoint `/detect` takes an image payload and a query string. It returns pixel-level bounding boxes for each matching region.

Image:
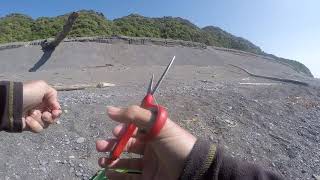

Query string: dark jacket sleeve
[0,81,23,132]
[179,139,284,180]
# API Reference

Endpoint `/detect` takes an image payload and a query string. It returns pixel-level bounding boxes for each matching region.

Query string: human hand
[22,80,62,133]
[96,105,197,180]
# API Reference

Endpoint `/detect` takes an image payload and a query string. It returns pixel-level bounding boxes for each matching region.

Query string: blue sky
[1,0,319,77]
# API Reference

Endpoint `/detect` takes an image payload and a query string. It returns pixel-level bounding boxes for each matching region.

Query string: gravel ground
[0,42,319,179]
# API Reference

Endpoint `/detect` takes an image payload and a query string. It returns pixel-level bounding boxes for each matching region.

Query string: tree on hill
[0,10,313,77]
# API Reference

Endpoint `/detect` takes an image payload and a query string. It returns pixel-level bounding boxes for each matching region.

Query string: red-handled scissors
[108,56,176,164]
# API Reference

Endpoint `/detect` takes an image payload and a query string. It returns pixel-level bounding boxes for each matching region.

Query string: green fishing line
[90,168,142,180]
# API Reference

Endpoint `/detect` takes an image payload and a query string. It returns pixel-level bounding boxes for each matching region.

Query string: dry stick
[52,83,115,91]
[229,64,309,86]
[52,84,92,91]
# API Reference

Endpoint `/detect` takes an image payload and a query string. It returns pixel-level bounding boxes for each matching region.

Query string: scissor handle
[141,94,168,141]
[109,123,137,162]
[109,94,168,163]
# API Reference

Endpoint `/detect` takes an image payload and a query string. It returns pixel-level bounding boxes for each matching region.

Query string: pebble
[69,167,75,173]
[97,82,115,88]
[69,162,74,167]
[69,155,75,159]
[312,174,320,180]
[76,172,83,177]
[79,163,83,167]
[76,137,86,144]
[209,135,214,141]
[39,166,46,172]
[64,109,68,114]
[39,160,48,166]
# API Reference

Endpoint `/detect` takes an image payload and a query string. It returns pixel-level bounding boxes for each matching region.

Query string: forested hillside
[0,10,313,77]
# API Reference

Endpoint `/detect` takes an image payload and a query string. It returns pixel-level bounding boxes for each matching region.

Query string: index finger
[107,106,155,130]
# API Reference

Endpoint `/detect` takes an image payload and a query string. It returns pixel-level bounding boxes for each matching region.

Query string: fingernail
[106,106,121,115]
[32,111,38,116]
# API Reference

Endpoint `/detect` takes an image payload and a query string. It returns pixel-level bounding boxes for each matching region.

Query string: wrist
[153,120,197,179]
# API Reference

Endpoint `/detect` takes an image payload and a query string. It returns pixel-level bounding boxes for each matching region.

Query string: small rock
[39,166,46,172]
[97,82,115,88]
[76,172,82,177]
[79,163,83,167]
[39,160,48,166]
[54,160,61,163]
[80,169,84,173]
[313,174,320,180]
[69,155,75,159]
[76,137,86,144]
[69,167,75,173]
[56,120,61,125]
[301,169,306,173]
[63,109,68,114]
[209,135,214,141]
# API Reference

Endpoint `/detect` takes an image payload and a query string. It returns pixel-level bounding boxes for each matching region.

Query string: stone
[76,172,82,177]
[312,174,320,180]
[39,166,46,172]
[76,137,86,144]
[209,135,214,141]
[96,82,115,88]
[39,160,48,166]
[69,167,75,173]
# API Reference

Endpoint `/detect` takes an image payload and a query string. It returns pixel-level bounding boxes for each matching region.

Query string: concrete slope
[0,41,316,85]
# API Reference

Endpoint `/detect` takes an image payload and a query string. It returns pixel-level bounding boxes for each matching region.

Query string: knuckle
[51,87,58,95]
[36,80,47,86]
[123,105,141,124]
[126,105,140,119]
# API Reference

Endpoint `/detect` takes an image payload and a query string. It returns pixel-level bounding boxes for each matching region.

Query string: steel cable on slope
[228,64,309,86]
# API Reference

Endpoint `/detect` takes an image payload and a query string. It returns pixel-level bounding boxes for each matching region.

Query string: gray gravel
[0,42,319,179]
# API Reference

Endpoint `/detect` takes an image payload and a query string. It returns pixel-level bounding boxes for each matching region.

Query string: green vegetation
[0,10,313,77]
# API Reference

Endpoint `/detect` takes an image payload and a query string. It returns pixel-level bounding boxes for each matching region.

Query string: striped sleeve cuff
[0,81,23,132]
[179,139,217,180]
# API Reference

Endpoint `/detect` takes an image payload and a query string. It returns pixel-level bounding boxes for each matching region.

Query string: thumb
[107,106,155,130]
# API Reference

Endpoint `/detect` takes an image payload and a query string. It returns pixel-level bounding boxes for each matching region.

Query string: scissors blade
[151,56,175,95]
[147,74,154,94]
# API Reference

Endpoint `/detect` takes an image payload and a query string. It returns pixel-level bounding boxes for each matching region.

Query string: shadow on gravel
[29,49,54,72]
